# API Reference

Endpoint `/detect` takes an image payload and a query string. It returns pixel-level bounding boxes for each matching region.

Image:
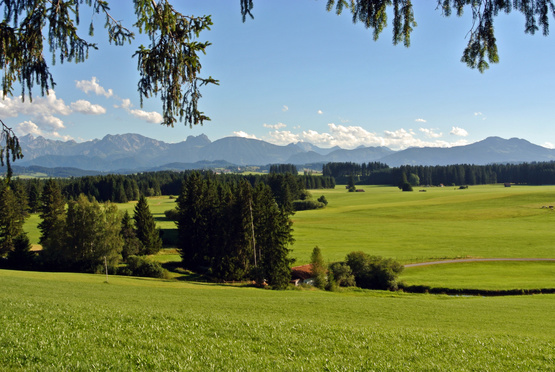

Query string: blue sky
[2,1,554,150]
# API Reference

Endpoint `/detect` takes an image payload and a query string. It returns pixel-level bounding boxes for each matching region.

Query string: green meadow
[292,184,555,264]
[1,269,554,371]
[7,184,555,369]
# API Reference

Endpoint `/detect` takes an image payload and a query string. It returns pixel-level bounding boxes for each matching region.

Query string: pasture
[292,184,555,264]
[1,269,554,370]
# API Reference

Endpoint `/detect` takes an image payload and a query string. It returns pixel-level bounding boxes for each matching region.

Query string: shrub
[345,251,403,290]
[124,255,166,278]
[401,182,413,192]
[292,200,325,211]
[329,262,356,287]
[317,195,328,206]
[164,208,179,221]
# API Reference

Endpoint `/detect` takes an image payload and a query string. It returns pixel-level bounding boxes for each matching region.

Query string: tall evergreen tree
[120,210,141,261]
[252,183,294,289]
[0,186,25,257]
[310,246,327,290]
[134,195,163,255]
[38,179,65,246]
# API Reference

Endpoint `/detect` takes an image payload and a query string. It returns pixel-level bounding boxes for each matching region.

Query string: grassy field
[401,261,555,290]
[1,269,554,371]
[292,184,555,264]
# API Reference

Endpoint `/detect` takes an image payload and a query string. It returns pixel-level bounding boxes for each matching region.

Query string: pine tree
[310,246,327,289]
[134,195,163,255]
[0,187,25,257]
[7,233,35,270]
[38,179,65,246]
[252,183,294,289]
[120,211,141,261]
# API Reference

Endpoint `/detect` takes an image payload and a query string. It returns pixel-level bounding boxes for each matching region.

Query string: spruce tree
[252,183,294,289]
[0,187,25,257]
[134,195,162,255]
[310,246,328,289]
[38,179,65,246]
[120,211,141,261]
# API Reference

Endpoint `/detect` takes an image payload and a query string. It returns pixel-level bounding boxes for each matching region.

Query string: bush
[123,255,166,278]
[317,195,328,206]
[401,182,413,192]
[329,262,356,287]
[345,251,403,290]
[164,208,179,221]
[292,200,325,211]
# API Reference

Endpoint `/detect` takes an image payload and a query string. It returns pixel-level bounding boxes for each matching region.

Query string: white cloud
[71,100,106,115]
[450,126,469,137]
[115,98,133,110]
[263,122,286,129]
[282,105,289,112]
[233,131,258,139]
[415,118,427,123]
[419,128,443,138]
[544,142,555,149]
[16,120,73,140]
[265,123,469,150]
[128,109,163,124]
[267,130,300,145]
[317,110,323,115]
[115,98,163,123]
[75,77,113,98]
[0,90,70,129]
[474,112,483,116]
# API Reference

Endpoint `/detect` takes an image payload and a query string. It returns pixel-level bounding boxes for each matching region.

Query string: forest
[323,161,555,186]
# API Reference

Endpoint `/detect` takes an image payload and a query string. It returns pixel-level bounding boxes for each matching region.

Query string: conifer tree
[7,233,35,270]
[252,183,294,289]
[0,186,25,257]
[120,210,141,261]
[310,246,328,289]
[133,195,162,255]
[38,179,65,246]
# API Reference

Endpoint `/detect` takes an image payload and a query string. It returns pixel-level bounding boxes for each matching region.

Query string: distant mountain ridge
[13,133,555,173]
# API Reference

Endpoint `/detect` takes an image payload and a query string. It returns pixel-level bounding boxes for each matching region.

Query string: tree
[7,233,35,270]
[310,246,327,289]
[252,183,295,289]
[133,195,162,255]
[345,251,403,290]
[0,186,25,257]
[120,210,141,261]
[42,194,123,271]
[37,179,66,246]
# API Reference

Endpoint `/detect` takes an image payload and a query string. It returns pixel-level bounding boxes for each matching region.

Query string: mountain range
[10,133,555,174]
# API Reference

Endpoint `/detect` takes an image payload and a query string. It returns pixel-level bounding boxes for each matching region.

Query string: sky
[1,1,555,150]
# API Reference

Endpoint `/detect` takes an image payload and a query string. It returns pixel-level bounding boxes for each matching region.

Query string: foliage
[345,251,404,290]
[317,195,328,206]
[400,182,413,192]
[41,194,123,272]
[120,210,141,261]
[329,262,356,287]
[177,172,294,285]
[123,255,166,279]
[37,179,65,246]
[134,195,163,255]
[164,208,178,221]
[6,233,35,270]
[292,199,325,211]
[269,164,298,174]
[310,246,327,289]
[0,186,25,256]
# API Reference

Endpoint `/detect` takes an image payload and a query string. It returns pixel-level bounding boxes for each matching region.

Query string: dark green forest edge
[2,161,555,294]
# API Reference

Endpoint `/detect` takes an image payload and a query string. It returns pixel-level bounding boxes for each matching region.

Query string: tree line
[324,161,555,186]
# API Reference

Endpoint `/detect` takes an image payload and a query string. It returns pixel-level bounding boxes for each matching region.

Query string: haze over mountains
[13,133,555,173]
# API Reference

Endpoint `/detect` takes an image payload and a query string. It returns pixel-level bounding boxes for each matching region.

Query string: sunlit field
[292,184,555,264]
[1,269,554,370]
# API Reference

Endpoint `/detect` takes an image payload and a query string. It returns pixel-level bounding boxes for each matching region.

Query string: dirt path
[404,258,555,268]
